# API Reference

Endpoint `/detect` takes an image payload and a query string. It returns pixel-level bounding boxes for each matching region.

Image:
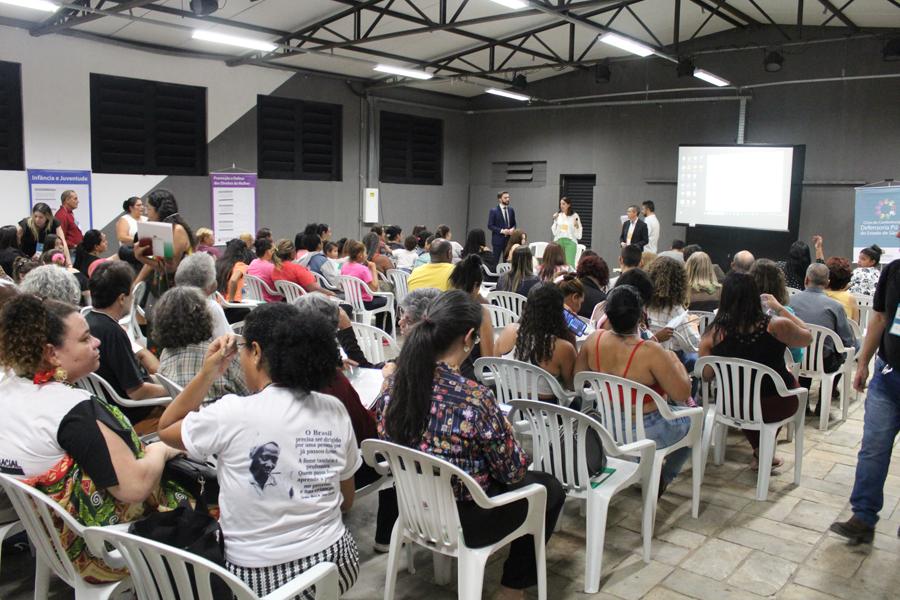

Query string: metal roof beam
[31,0,157,36]
[817,0,859,29]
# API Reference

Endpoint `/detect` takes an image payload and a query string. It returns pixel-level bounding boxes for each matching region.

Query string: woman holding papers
[646,257,699,372]
[550,197,582,266]
[134,189,195,306]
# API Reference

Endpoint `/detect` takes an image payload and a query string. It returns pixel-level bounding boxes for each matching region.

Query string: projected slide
[676,146,794,231]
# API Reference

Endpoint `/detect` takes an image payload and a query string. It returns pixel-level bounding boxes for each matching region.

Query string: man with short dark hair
[488,191,516,262]
[620,205,649,250]
[659,240,685,263]
[609,244,642,287]
[407,239,455,291]
[86,261,167,428]
[641,200,659,253]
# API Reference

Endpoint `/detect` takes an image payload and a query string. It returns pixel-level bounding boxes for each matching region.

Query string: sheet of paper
[137,221,175,259]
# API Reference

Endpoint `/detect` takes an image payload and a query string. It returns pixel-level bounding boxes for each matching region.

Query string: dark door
[559,174,596,248]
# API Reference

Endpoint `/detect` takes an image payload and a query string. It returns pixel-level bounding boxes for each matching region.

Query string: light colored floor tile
[681,538,751,581]
[784,499,843,532]
[727,550,795,596]
[657,528,707,549]
[598,555,673,600]
[717,525,815,563]
[661,569,765,600]
[804,535,869,578]
[777,583,841,600]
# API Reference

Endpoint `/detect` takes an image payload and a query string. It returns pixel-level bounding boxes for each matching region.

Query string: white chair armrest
[83,525,129,570]
[469,481,546,512]
[115,395,173,408]
[611,438,656,460]
[262,561,340,600]
[372,291,394,302]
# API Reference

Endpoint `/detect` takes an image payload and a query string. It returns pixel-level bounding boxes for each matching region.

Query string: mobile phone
[563,308,588,337]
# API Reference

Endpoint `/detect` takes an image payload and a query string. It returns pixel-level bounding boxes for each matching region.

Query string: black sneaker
[830,517,875,545]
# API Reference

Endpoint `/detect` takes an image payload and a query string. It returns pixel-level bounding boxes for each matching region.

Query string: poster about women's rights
[854,185,900,264]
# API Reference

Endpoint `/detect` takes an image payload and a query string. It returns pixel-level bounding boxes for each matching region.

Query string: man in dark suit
[487,190,517,262]
[619,205,649,250]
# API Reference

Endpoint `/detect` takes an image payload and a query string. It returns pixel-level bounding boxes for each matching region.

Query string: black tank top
[710,317,793,398]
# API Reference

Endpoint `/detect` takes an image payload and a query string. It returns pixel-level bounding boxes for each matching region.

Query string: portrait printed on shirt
[248,441,281,495]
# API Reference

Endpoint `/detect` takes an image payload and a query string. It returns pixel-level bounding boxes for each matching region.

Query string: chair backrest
[575,244,586,265]
[274,279,306,304]
[132,281,147,318]
[797,323,847,377]
[0,474,88,590]
[853,293,872,327]
[481,263,499,279]
[486,290,527,317]
[485,304,518,329]
[847,318,863,346]
[496,262,512,274]
[230,320,245,335]
[351,322,400,364]
[82,526,273,600]
[589,301,607,326]
[386,269,409,304]
[573,372,664,445]
[75,372,169,409]
[155,373,184,399]
[509,400,620,495]
[361,440,471,556]
[694,356,794,426]
[338,275,368,311]
[243,274,280,302]
[787,286,801,297]
[312,271,339,291]
[529,242,548,260]
[687,310,715,336]
[473,356,568,404]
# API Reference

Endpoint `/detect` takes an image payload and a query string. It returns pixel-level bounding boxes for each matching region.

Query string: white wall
[0,26,292,229]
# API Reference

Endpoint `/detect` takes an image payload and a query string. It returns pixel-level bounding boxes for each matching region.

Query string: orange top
[226,262,249,302]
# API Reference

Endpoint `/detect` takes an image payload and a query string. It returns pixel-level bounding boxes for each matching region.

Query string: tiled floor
[3,388,899,599]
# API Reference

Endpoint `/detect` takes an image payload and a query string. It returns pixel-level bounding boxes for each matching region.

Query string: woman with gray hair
[174,252,231,338]
[398,287,441,337]
[152,286,247,400]
[20,264,82,305]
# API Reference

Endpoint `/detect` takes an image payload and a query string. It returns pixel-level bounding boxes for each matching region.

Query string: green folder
[590,467,617,488]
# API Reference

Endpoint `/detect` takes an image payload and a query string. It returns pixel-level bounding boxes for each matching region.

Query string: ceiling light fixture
[488,0,528,8]
[764,51,784,72]
[693,69,730,87]
[486,88,530,101]
[598,32,654,58]
[373,64,433,80]
[192,29,277,52]
[0,0,58,12]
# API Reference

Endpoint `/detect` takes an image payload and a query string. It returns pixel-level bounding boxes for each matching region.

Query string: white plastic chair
[274,279,307,304]
[496,262,512,274]
[214,291,261,311]
[338,274,395,331]
[787,286,801,297]
[350,322,400,364]
[0,492,24,575]
[508,400,655,593]
[0,474,132,600]
[589,301,607,326]
[486,290,527,318]
[687,310,715,337]
[575,372,703,532]
[797,324,856,430]
[75,372,172,410]
[231,320,245,335]
[82,526,339,600]
[154,373,184,400]
[474,356,576,407]
[386,269,409,306]
[312,271,341,292]
[485,304,518,328]
[694,356,808,501]
[529,242,548,261]
[361,439,548,600]
[574,244,586,265]
[126,280,148,349]
[853,293,872,333]
[243,274,281,302]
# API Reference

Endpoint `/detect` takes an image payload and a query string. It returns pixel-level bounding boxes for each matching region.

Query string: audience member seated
[646,257,699,369]
[73,229,108,277]
[750,259,805,364]
[658,239,685,263]
[434,224,464,261]
[174,252,231,339]
[159,304,360,598]
[497,246,540,297]
[504,229,527,263]
[20,263,81,306]
[272,239,335,297]
[730,250,755,274]
[153,286,247,400]
[558,274,586,321]
[609,244,642,287]
[407,239,455,292]
[575,253,609,319]
[397,287,441,337]
[495,285,577,398]
[18,202,68,262]
[685,251,722,311]
[414,229,431,258]
[825,256,859,322]
[341,239,390,331]
[575,285,694,495]
[392,235,419,271]
[41,249,90,305]
[385,225,403,250]
[0,295,183,582]
[300,232,341,289]
[134,189,195,306]
[776,240,813,290]
[683,244,725,282]
[699,273,812,470]
[0,225,24,278]
[790,263,859,410]
[374,290,564,599]
[194,227,222,259]
[461,228,498,276]
[449,255,496,380]
[595,268,655,337]
[538,242,572,284]
[216,238,254,303]
[363,232,394,275]
[247,237,283,302]
[12,256,38,284]
[849,243,882,296]
[86,262,168,431]
[640,251,657,269]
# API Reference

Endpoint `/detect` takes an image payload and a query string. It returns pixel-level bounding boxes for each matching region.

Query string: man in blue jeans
[830,248,900,544]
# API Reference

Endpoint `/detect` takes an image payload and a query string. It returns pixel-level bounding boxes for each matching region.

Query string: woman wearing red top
[271,239,335,297]
[575,284,693,496]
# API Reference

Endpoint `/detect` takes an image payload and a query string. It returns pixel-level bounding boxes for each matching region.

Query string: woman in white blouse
[115,196,147,246]
[849,244,883,297]
[550,197,582,266]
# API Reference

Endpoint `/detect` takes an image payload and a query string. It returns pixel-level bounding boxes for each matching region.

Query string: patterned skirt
[227,529,359,600]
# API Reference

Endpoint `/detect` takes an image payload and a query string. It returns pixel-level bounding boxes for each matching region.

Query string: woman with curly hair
[647,256,699,360]
[0,295,184,582]
[153,287,247,401]
[575,253,609,319]
[685,251,721,311]
[495,284,577,397]
[538,242,572,283]
[159,303,361,598]
[824,256,859,322]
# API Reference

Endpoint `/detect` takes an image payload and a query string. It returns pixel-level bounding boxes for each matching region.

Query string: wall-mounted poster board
[28,169,93,231]
[211,172,257,246]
